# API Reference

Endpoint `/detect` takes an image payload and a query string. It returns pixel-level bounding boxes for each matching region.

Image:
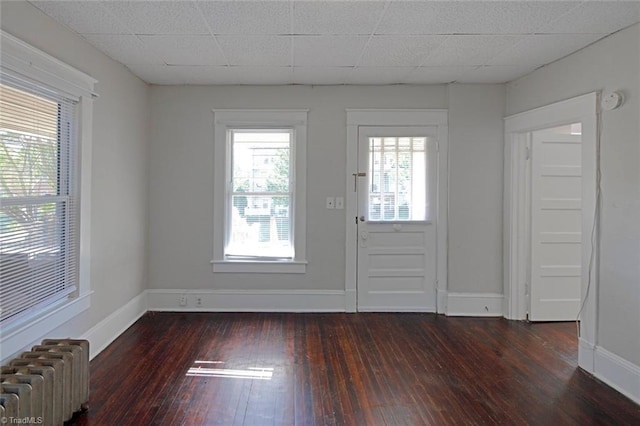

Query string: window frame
[0,31,96,361]
[212,110,308,274]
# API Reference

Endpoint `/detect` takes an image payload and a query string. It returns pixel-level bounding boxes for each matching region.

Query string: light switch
[335,197,344,209]
[326,197,335,209]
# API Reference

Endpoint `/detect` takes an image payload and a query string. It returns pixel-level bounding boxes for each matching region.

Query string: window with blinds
[368,136,427,221]
[0,78,79,325]
[226,129,293,259]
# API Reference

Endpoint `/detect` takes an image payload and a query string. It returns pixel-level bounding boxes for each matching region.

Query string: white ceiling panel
[457,65,539,84]
[377,1,578,35]
[82,34,163,65]
[139,35,227,66]
[359,36,446,67]
[293,67,350,85]
[30,1,131,35]
[541,1,640,34]
[231,67,293,85]
[293,36,368,67]
[99,1,209,35]
[403,66,477,85]
[292,1,386,35]
[421,35,522,67]
[346,67,413,85]
[488,34,606,67]
[28,0,640,85]
[198,1,291,35]
[217,36,292,67]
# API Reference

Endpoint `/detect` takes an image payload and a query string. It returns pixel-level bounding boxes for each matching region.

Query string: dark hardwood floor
[71,313,640,425]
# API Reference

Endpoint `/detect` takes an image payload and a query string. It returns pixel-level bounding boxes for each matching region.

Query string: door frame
[503,93,598,370]
[345,109,449,313]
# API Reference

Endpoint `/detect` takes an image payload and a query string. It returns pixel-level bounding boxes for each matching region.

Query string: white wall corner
[80,291,148,360]
[592,346,640,405]
[446,292,504,317]
[147,289,346,313]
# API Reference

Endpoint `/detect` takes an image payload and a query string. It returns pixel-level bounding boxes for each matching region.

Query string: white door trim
[503,93,598,371]
[345,109,449,313]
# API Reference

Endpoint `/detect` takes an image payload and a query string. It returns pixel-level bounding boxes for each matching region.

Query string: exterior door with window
[356,126,437,311]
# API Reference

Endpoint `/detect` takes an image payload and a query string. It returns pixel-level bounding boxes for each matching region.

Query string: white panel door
[356,126,437,311]
[530,126,582,321]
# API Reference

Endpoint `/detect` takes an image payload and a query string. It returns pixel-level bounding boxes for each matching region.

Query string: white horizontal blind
[0,76,79,324]
[368,136,427,221]
[226,129,293,259]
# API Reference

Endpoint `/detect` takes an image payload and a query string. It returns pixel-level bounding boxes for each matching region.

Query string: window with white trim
[0,79,78,324]
[213,110,307,273]
[0,30,95,357]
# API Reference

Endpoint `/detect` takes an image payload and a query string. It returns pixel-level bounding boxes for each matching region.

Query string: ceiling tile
[217,36,291,67]
[99,1,209,35]
[541,1,640,34]
[346,67,413,85]
[457,65,538,84]
[138,35,227,66]
[487,34,606,67]
[403,67,477,85]
[377,1,579,35]
[422,35,522,67]
[293,67,350,85]
[198,1,290,35]
[230,67,293,85]
[358,36,446,67]
[293,36,368,67]
[293,1,386,35]
[82,34,163,65]
[31,1,131,35]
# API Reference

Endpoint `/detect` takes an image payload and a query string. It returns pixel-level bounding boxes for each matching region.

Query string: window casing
[212,110,307,273]
[0,31,96,361]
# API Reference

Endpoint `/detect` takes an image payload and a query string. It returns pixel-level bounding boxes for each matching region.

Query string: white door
[356,126,437,311]
[530,125,582,321]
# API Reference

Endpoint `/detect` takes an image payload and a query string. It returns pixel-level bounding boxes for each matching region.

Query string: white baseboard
[147,289,346,312]
[437,289,448,314]
[80,291,148,360]
[446,292,504,317]
[578,338,596,373]
[592,346,640,405]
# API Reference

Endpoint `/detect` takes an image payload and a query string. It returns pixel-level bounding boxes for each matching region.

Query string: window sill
[0,292,92,363]
[211,259,307,274]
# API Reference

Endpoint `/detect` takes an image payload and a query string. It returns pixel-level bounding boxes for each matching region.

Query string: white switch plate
[326,197,335,209]
[335,197,344,209]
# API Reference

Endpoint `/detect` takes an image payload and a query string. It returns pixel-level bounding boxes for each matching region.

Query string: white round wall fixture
[601,91,624,110]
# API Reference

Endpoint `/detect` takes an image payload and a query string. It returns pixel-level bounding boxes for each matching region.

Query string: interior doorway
[503,93,598,366]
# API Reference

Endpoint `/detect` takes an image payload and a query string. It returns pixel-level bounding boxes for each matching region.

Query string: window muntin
[0,80,79,324]
[226,129,294,259]
[367,136,427,221]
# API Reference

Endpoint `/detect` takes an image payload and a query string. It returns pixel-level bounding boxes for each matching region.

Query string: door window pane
[367,136,427,221]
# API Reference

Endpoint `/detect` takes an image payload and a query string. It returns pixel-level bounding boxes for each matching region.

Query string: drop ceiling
[29,1,640,85]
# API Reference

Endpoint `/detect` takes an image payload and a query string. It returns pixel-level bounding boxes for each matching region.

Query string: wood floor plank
[70,313,640,425]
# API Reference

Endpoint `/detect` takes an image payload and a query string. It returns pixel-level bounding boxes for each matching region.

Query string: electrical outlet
[179,295,188,306]
[326,197,335,209]
[196,296,203,307]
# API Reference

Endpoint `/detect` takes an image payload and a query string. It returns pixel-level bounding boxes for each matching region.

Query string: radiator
[1,339,89,425]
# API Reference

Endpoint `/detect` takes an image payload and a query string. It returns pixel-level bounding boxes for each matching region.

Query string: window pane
[0,80,78,324]
[368,136,427,221]
[227,195,291,258]
[231,131,290,193]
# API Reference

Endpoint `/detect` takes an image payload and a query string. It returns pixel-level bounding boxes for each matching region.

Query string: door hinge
[525,146,530,160]
[435,140,440,153]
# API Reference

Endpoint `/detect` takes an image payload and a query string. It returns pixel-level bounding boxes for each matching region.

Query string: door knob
[359,216,366,222]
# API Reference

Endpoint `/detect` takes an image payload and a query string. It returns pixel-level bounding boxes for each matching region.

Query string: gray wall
[148,84,505,295]
[1,2,150,350]
[506,24,640,365]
